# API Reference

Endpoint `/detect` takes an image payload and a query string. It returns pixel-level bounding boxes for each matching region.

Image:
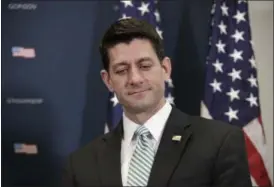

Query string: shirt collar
[123,101,172,146]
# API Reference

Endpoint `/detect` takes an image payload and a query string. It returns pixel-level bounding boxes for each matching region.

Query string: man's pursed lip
[128,89,150,95]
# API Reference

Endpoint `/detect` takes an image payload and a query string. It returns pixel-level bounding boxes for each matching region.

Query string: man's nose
[128,67,144,85]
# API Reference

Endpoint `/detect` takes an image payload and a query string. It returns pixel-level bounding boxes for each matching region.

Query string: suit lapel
[148,107,193,186]
[97,122,123,186]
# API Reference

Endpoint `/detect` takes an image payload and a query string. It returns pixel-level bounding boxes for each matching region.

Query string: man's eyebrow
[136,57,152,63]
[112,57,152,69]
[112,61,128,69]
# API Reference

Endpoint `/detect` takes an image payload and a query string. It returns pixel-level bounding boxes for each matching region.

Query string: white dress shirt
[121,101,172,186]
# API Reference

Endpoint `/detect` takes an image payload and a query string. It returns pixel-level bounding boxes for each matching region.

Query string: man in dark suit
[61,18,252,187]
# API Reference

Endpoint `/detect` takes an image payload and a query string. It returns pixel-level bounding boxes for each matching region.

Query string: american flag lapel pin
[172,135,182,142]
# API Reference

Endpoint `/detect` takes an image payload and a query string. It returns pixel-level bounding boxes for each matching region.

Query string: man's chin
[124,102,152,113]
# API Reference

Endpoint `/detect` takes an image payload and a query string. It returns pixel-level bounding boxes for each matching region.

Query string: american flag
[201,0,272,186]
[105,0,174,132]
[14,143,38,155]
[12,46,36,58]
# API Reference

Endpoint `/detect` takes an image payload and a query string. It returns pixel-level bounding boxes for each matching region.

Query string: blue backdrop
[2,0,212,186]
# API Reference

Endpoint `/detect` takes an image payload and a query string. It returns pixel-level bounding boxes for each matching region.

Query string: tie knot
[134,125,151,138]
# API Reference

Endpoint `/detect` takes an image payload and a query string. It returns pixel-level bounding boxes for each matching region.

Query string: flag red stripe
[244,132,272,187]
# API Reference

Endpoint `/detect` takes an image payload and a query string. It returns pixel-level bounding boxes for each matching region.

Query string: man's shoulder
[173,107,241,136]
[190,114,239,132]
[68,132,112,159]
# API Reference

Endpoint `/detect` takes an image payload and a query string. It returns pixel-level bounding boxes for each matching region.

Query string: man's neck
[124,98,166,124]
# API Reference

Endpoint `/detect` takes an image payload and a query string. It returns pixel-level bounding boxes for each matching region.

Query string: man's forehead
[109,51,154,66]
[107,39,157,67]
[111,56,153,68]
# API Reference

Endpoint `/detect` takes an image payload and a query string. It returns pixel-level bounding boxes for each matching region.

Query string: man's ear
[161,57,172,81]
[100,69,114,92]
